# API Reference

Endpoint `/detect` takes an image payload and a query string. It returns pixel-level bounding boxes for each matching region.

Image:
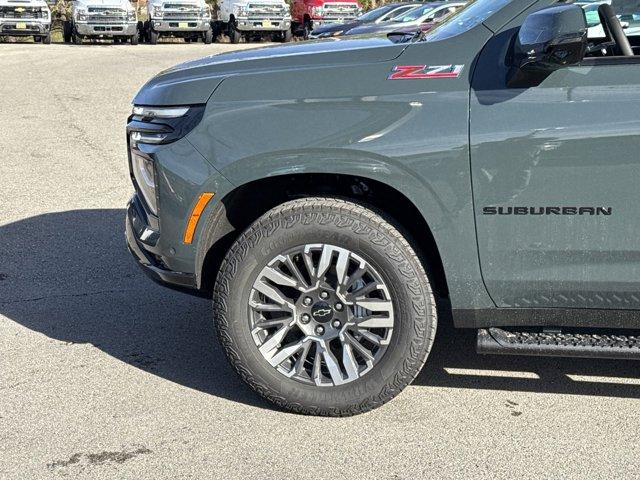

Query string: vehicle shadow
[1,209,638,413]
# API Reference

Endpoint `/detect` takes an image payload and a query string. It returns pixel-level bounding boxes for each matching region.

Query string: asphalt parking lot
[1,43,640,479]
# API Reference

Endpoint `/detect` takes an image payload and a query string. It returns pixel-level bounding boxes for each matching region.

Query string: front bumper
[236,17,291,32]
[0,20,50,35]
[126,197,197,291]
[150,18,210,32]
[75,21,137,36]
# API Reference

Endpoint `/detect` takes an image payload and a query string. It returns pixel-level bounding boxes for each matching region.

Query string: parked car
[214,0,292,43]
[143,0,213,44]
[0,0,51,43]
[127,0,640,416]
[292,0,361,38]
[63,0,139,44]
[346,1,464,36]
[308,2,419,38]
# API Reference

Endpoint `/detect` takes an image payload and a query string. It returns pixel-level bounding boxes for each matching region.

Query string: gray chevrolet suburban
[126,0,640,416]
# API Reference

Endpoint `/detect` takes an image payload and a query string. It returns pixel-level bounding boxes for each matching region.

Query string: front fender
[188,38,494,311]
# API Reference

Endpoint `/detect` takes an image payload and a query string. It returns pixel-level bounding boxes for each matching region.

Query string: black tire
[42,32,51,44]
[148,28,159,44]
[63,21,72,43]
[203,28,213,44]
[229,23,241,43]
[130,33,138,45]
[282,28,292,42]
[213,197,437,416]
[72,30,82,45]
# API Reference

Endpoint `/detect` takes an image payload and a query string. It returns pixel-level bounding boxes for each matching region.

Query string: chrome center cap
[310,301,333,323]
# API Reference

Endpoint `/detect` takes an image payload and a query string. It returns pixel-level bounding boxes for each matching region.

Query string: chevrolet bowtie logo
[313,308,332,318]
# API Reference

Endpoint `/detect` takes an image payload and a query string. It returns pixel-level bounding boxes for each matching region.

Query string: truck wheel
[42,32,51,44]
[63,21,72,43]
[213,197,437,416]
[72,31,82,45]
[130,33,138,45]
[281,28,292,42]
[149,28,159,45]
[203,28,213,44]
[229,24,241,43]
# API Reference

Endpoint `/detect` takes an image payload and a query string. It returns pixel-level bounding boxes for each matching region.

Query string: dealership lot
[2,43,640,479]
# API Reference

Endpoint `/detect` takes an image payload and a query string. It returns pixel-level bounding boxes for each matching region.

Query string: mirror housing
[514,4,588,72]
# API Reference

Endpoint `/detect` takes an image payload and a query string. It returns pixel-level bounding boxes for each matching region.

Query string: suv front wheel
[213,197,437,416]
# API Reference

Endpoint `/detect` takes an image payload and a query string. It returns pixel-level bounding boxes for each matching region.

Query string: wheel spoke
[258,324,292,362]
[356,315,394,329]
[312,349,323,386]
[249,300,287,312]
[344,331,375,363]
[357,329,384,346]
[321,343,345,386]
[284,255,310,290]
[251,316,291,335]
[315,244,334,283]
[262,264,300,290]
[253,277,294,310]
[341,342,360,381]
[353,298,393,313]
[293,340,312,376]
[267,338,308,367]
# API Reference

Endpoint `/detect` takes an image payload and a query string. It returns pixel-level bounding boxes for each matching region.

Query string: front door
[470,22,640,309]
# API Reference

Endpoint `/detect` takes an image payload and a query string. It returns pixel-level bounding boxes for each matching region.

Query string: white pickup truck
[0,0,51,43]
[214,0,292,43]
[63,0,139,44]
[144,0,213,44]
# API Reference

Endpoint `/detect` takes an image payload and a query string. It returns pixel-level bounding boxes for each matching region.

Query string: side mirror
[514,4,588,72]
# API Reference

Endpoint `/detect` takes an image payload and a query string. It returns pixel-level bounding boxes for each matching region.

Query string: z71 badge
[388,64,465,80]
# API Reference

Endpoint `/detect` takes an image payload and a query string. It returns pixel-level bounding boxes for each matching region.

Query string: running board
[477,328,640,360]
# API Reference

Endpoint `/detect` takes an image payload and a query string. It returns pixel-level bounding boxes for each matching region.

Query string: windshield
[424,0,511,40]
[392,5,435,23]
[357,4,394,22]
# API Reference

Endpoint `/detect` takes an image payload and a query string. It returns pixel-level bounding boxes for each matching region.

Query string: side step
[477,327,640,360]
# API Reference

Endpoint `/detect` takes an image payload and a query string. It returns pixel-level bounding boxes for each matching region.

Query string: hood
[134,36,407,106]
[0,0,48,6]
[75,0,133,8]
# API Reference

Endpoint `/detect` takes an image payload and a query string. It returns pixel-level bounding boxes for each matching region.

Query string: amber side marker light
[183,192,215,244]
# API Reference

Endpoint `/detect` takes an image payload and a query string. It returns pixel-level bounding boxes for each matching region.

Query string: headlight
[311,6,323,16]
[127,10,136,20]
[152,5,163,17]
[200,6,210,17]
[234,5,248,16]
[42,8,50,18]
[75,8,87,20]
[132,106,190,119]
[131,151,158,215]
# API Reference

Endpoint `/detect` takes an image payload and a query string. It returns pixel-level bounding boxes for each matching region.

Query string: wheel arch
[196,173,450,303]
